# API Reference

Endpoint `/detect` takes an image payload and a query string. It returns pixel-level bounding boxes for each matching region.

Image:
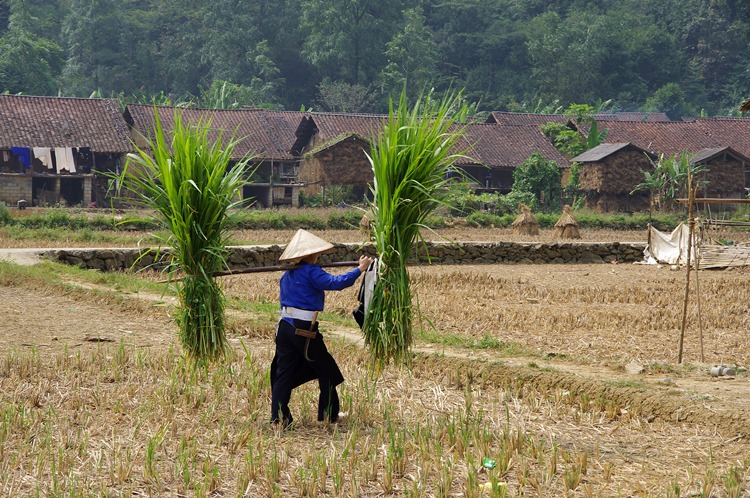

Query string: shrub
[19,210,90,230]
[0,202,13,226]
[424,215,448,229]
[230,210,327,230]
[465,211,509,228]
[327,210,364,229]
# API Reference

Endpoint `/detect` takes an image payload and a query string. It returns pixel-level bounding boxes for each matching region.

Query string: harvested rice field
[1,227,750,496]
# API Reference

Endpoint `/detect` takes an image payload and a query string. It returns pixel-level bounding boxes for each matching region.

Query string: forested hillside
[1,0,749,117]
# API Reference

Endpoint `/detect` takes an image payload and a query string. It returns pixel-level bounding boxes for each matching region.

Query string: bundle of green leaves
[364,90,467,367]
[119,110,252,361]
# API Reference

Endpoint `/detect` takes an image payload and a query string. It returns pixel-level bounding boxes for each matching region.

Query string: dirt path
[0,248,47,265]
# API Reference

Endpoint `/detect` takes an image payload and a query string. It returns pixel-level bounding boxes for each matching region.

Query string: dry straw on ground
[2,328,749,497]
[3,231,750,496]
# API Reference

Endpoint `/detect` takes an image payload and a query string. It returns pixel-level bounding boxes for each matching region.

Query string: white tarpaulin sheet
[644,223,695,265]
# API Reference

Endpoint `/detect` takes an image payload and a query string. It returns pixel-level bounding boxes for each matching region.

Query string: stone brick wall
[43,240,646,272]
[0,175,32,205]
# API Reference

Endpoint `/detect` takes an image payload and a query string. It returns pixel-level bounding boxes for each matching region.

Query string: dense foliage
[512,153,562,211]
[1,0,749,116]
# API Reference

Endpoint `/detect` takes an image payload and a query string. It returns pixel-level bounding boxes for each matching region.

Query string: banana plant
[632,152,707,212]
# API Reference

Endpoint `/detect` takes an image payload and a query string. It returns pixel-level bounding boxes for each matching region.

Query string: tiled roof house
[124,105,307,207]
[293,112,387,201]
[570,143,656,212]
[457,124,569,192]
[0,94,134,207]
[582,121,724,156]
[578,118,750,203]
[295,113,570,196]
[485,111,671,126]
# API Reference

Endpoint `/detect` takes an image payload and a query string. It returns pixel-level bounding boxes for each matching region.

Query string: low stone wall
[43,241,646,272]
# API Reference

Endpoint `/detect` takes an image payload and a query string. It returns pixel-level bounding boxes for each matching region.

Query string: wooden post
[695,236,705,362]
[678,172,695,364]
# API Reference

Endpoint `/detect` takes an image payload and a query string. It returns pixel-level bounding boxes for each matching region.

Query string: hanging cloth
[32,147,53,169]
[10,147,31,170]
[352,258,378,328]
[54,147,76,173]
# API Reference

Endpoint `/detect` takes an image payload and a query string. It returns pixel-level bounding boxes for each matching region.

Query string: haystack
[740,96,750,113]
[511,203,540,236]
[359,208,374,232]
[555,205,581,239]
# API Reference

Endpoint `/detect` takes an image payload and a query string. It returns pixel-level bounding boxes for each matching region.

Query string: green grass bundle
[364,90,468,367]
[118,110,252,361]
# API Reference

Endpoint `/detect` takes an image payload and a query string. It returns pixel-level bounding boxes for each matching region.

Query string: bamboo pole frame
[677,172,706,363]
[678,175,694,364]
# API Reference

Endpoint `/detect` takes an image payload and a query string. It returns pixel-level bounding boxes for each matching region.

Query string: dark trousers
[270,319,344,425]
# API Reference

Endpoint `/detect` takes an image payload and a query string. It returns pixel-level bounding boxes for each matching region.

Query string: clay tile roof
[592,112,671,122]
[486,111,672,126]
[485,112,568,126]
[458,124,568,169]
[691,146,750,165]
[581,121,723,157]
[0,94,134,152]
[124,105,305,161]
[690,117,750,159]
[298,114,567,170]
[306,112,388,143]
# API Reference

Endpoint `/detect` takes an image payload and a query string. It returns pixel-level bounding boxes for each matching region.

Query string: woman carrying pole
[270,229,373,429]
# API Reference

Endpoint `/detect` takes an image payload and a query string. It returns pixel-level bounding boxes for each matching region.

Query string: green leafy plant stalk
[632,152,707,212]
[117,110,252,361]
[363,89,468,367]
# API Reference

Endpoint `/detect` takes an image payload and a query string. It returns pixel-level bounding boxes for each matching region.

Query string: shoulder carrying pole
[158,261,360,284]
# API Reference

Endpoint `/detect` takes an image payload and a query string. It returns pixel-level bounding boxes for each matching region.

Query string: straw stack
[359,208,374,232]
[511,203,540,236]
[555,205,581,239]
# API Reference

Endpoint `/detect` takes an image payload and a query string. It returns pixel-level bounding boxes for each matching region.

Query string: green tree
[245,40,285,107]
[511,152,561,211]
[314,79,378,113]
[147,0,208,96]
[0,0,61,94]
[540,102,607,158]
[300,0,401,85]
[380,6,437,100]
[199,0,261,83]
[632,152,706,212]
[524,8,682,108]
[643,83,696,120]
[61,0,126,95]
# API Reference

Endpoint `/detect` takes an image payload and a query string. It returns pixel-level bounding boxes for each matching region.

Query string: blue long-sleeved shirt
[279,262,362,316]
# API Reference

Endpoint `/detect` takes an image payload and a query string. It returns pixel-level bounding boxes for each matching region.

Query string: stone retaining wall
[43,241,646,272]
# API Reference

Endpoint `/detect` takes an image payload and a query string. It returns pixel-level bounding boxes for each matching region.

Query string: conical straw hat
[279,229,335,261]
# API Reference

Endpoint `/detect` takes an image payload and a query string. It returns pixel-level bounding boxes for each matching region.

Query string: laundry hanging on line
[32,148,54,170]
[10,147,31,170]
[54,147,76,173]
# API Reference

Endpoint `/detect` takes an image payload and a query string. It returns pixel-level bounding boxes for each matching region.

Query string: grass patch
[417,329,532,355]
